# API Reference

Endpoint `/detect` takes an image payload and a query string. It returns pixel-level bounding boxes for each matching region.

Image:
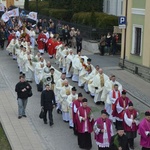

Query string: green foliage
[29,0,103,13]
[40,8,50,16]
[28,1,49,12]
[72,12,118,28]
[71,0,103,12]
[49,9,73,22]
[24,0,29,10]
[0,124,11,150]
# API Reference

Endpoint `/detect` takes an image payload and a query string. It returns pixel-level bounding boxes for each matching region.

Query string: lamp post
[122,0,128,69]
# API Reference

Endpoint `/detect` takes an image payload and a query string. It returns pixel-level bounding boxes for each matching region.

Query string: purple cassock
[138,118,150,148]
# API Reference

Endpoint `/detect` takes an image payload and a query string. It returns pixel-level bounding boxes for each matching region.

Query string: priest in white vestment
[67,87,78,128]
[59,46,70,73]
[29,27,36,49]
[102,75,122,103]
[66,49,75,78]
[56,44,64,69]
[60,80,72,122]
[16,45,24,73]
[71,52,82,82]
[88,65,100,97]
[19,47,28,75]
[55,73,68,113]
[25,51,34,82]
[91,68,109,104]
[108,84,121,122]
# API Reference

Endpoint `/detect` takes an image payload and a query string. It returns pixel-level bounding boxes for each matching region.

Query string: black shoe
[90,95,94,98]
[99,101,105,105]
[44,121,48,124]
[20,72,22,74]
[86,91,90,94]
[18,116,22,119]
[80,86,84,89]
[69,126,73,129]
[57,109,62,114]
[50,122,54,126]
[23,115,27,117]
[95,102,101,105]
[64,120,69,123]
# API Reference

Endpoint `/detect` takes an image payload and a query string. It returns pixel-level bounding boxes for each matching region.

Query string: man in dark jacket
[15,75,32,119]
[41,84,56,126]
[76,31,82,53]
[110,126,129,150]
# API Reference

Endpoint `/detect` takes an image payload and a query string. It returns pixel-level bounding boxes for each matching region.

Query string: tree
[24,0,29,10]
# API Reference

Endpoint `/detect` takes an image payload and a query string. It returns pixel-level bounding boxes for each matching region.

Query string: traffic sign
[118,16,126,29]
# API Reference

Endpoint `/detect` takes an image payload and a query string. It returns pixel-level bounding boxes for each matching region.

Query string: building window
[131,25,143,56]
[106,0,110,13]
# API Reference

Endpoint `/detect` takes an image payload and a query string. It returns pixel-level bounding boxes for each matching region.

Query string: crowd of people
[99,33,119,56]
[0,15,150,150]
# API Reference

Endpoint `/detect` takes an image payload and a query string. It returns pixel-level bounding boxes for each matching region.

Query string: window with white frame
[131,25,143,56]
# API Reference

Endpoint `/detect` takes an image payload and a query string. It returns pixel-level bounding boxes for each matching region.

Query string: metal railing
[19,8,113,40]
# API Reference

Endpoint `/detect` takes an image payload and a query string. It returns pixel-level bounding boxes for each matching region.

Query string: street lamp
[122,0,128,69]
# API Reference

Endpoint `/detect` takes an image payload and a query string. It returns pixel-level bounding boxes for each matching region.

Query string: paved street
[0,48,150,150]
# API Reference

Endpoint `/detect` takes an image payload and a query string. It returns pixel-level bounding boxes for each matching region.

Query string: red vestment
[94,117,112,143]
[47,38,54,55]
[113,96,131,119]
[76,106,94,133]
[53,41,62,55]
[123,109,138,132]
[72,99,82,124]
[7,34,15,45]
[112,90,121,113]
[37,33,46,50]
[138,118,150,148]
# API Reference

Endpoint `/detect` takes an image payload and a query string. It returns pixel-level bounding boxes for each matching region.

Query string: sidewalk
[103,66,150,107]
[0,52,44,150]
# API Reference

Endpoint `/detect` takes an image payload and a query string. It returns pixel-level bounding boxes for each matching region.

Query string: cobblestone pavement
[0,48,149,150]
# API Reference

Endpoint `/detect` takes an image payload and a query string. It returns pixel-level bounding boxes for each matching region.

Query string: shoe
[57,109,62,114]
[69,126,73,129]
[23,115,27,117]
[64,120,69,123]
[95,102,101,105]
[18,116,22,119]
[50,122,54,126]
[86,91,90,94]
[90,95,94,98]
[130,146,134,150]
[44,121,47,124]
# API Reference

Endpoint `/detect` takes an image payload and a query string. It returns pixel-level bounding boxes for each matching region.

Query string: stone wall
[119,58,150,82]
[82,40,99,54]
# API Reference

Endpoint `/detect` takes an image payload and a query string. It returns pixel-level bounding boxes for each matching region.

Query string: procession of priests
[5,21,150,150]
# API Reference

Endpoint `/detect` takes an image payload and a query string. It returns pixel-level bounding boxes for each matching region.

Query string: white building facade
[103,0,124,16]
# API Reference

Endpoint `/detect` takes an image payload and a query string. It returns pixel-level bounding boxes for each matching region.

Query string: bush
[72,12,118,28]
[28,1,49,12]
[40,8,49,16]
[48,9,73,22]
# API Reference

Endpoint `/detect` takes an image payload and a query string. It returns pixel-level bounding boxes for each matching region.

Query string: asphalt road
[0,48,149,150]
